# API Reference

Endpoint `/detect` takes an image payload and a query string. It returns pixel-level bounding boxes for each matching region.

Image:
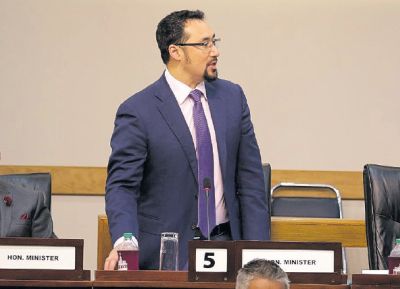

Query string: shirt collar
[164,69,207,105]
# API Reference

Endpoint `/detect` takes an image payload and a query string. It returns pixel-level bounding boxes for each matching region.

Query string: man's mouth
[207,59,218,69]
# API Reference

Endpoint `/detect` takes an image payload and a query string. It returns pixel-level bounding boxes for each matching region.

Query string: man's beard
[204,68,218,82]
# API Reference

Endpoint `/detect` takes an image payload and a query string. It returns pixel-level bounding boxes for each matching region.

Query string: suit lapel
[206,81,227,182]
[154,75,199,183]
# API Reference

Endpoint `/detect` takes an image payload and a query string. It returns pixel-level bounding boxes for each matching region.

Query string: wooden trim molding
[0,165,363,199]
[0,165,106,195]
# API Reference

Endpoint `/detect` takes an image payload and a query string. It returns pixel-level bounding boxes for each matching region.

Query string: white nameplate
[0,245,75,270]
[242,249,334,273]
[195,248,227,272]
[362,269,389,275]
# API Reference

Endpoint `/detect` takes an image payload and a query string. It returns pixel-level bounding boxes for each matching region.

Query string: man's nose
[210,45,220,57]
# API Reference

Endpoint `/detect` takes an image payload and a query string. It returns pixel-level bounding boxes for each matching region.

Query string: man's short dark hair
[156,10,205,64]
[236,259,290,289]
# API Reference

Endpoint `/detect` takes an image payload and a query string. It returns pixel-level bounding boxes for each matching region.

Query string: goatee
[204,70,218,82]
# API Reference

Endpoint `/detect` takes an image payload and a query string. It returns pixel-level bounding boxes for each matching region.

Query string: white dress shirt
[164,69,228,226]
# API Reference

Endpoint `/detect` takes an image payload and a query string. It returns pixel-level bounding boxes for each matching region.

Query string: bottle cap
[123,232,133,239]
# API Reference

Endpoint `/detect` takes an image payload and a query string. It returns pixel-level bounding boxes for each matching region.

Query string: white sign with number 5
[195,248,228,272]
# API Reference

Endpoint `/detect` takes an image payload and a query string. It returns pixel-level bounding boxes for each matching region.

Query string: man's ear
[168,44,182,61]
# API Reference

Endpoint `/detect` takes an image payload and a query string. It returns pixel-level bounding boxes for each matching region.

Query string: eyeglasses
[175,38,221,50]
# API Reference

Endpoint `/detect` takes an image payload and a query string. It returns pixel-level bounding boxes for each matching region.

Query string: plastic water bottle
[388,239,400,274]
[117,232,139,270]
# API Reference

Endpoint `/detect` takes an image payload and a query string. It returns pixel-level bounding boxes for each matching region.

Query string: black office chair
[363,164,400,270]
[262,163,272,234]
[0,173,52,210]
[270,181,346,272]
[271,182,342,218]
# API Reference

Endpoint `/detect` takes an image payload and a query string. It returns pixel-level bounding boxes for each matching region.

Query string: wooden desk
[97,215,366,269]
[0,279,350,289]
[0,280,349,289]
[92,281,349,289]
[0,280,92,288]
[351,274,400,289]
[93,271,350,289]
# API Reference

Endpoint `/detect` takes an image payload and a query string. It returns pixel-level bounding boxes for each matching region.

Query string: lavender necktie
[190,89,216,238]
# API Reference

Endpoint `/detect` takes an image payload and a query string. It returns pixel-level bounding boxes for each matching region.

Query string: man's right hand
[104,248,118,270]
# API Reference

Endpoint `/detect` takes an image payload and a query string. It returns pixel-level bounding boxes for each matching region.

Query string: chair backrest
[271,182,342,218]
[262,163,272,237]
[363,164,400,270]
[0,173,52,210]
[262,163,272,204]
[270,181,346,273]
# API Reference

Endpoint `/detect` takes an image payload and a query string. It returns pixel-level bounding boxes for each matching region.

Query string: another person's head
[236,259,290,289]
[156,10,220,87]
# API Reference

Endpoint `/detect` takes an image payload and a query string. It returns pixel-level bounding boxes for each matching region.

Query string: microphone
[203,178,212,240]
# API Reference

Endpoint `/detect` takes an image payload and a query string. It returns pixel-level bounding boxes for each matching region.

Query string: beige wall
[1,0,399,169]
[1,0,399,277]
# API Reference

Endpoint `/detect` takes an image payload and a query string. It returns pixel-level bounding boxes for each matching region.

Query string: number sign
[188,240,236,282]
[195,249,227,272]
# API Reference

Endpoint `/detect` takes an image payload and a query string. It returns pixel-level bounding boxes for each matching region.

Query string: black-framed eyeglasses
[175,38,221,50]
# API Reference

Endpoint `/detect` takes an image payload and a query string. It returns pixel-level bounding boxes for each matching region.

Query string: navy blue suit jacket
[106,73,270,269]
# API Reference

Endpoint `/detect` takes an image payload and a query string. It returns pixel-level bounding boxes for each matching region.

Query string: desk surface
[92,271,349,289]
[0,280,92,288]
[4,273,400,289]
[92,281,349,289]
[0,280,349,289]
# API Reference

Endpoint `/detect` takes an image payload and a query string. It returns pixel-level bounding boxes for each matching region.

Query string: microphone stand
[205,186,210,241]
[203,177,212,241]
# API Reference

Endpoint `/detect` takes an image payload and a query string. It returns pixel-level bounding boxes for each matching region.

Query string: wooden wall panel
[271,217,366,247]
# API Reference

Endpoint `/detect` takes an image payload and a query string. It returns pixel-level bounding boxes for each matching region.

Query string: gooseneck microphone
[203,177,212,240]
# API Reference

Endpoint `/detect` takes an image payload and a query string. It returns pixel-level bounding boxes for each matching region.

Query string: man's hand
[104,248,118,270]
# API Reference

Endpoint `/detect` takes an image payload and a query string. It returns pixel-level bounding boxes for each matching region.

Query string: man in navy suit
[105,10,270,270]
